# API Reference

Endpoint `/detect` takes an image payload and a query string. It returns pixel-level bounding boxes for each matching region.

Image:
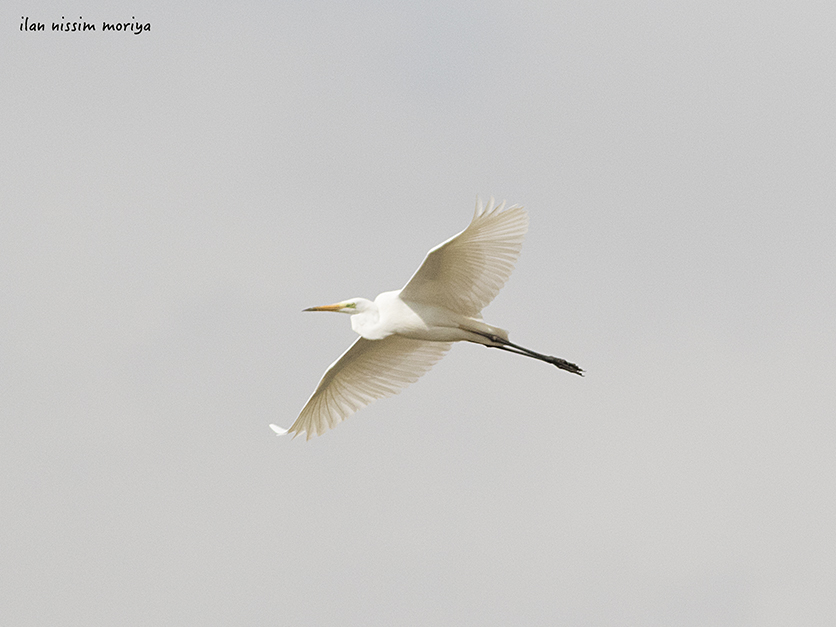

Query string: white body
[351,290,509,344]
[270,197,567,440]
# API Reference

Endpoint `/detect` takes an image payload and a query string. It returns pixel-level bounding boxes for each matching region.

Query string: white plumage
[399,199,529,316]
[270,198,582,440]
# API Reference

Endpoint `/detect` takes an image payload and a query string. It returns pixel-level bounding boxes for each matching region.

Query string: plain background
[2,1,834,625]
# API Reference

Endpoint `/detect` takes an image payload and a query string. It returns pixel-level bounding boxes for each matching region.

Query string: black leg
[482,334,584,376]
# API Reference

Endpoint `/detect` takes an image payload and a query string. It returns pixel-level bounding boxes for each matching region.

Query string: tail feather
[459,317,509,346]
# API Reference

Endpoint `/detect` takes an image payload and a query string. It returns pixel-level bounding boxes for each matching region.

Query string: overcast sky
[2,1,835,625]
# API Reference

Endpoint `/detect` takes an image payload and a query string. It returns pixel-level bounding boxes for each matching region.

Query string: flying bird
[271,198,582,439]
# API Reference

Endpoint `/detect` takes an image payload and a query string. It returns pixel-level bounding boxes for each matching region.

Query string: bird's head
[303,298,371,314]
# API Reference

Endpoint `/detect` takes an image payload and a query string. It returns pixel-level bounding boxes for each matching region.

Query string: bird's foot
[547,356,584,376]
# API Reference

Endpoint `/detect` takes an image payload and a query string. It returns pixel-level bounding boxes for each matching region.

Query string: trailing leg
[481,333,584,376]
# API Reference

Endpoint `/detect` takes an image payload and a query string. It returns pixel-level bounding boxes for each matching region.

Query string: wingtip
[475,195,503,219]
[269,424,290,436]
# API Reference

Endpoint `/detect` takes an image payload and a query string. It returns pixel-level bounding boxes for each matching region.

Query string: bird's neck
[350,304,384,339]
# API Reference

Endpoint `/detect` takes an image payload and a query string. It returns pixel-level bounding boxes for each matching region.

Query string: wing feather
[399,198,528,315]
[286,336,452,439]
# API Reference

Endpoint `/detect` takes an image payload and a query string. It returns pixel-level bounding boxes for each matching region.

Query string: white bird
[270,198,582,440]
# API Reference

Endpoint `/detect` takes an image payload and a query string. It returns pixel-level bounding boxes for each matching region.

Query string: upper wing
[282,336,453,440]
[398,198,529,316]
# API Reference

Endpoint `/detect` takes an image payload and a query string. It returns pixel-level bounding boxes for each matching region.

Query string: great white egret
[270,198,582,439]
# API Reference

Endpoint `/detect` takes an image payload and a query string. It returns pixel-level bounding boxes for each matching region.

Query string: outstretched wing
[398,197,529,316]
[275,336,453,440]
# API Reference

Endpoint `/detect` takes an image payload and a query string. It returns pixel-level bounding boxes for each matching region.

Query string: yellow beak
[302,302,344,312]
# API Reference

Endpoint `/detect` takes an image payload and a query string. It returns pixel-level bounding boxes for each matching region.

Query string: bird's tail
[458,317,510,346]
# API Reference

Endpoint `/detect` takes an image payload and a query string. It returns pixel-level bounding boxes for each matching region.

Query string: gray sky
[2,1,835,625]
